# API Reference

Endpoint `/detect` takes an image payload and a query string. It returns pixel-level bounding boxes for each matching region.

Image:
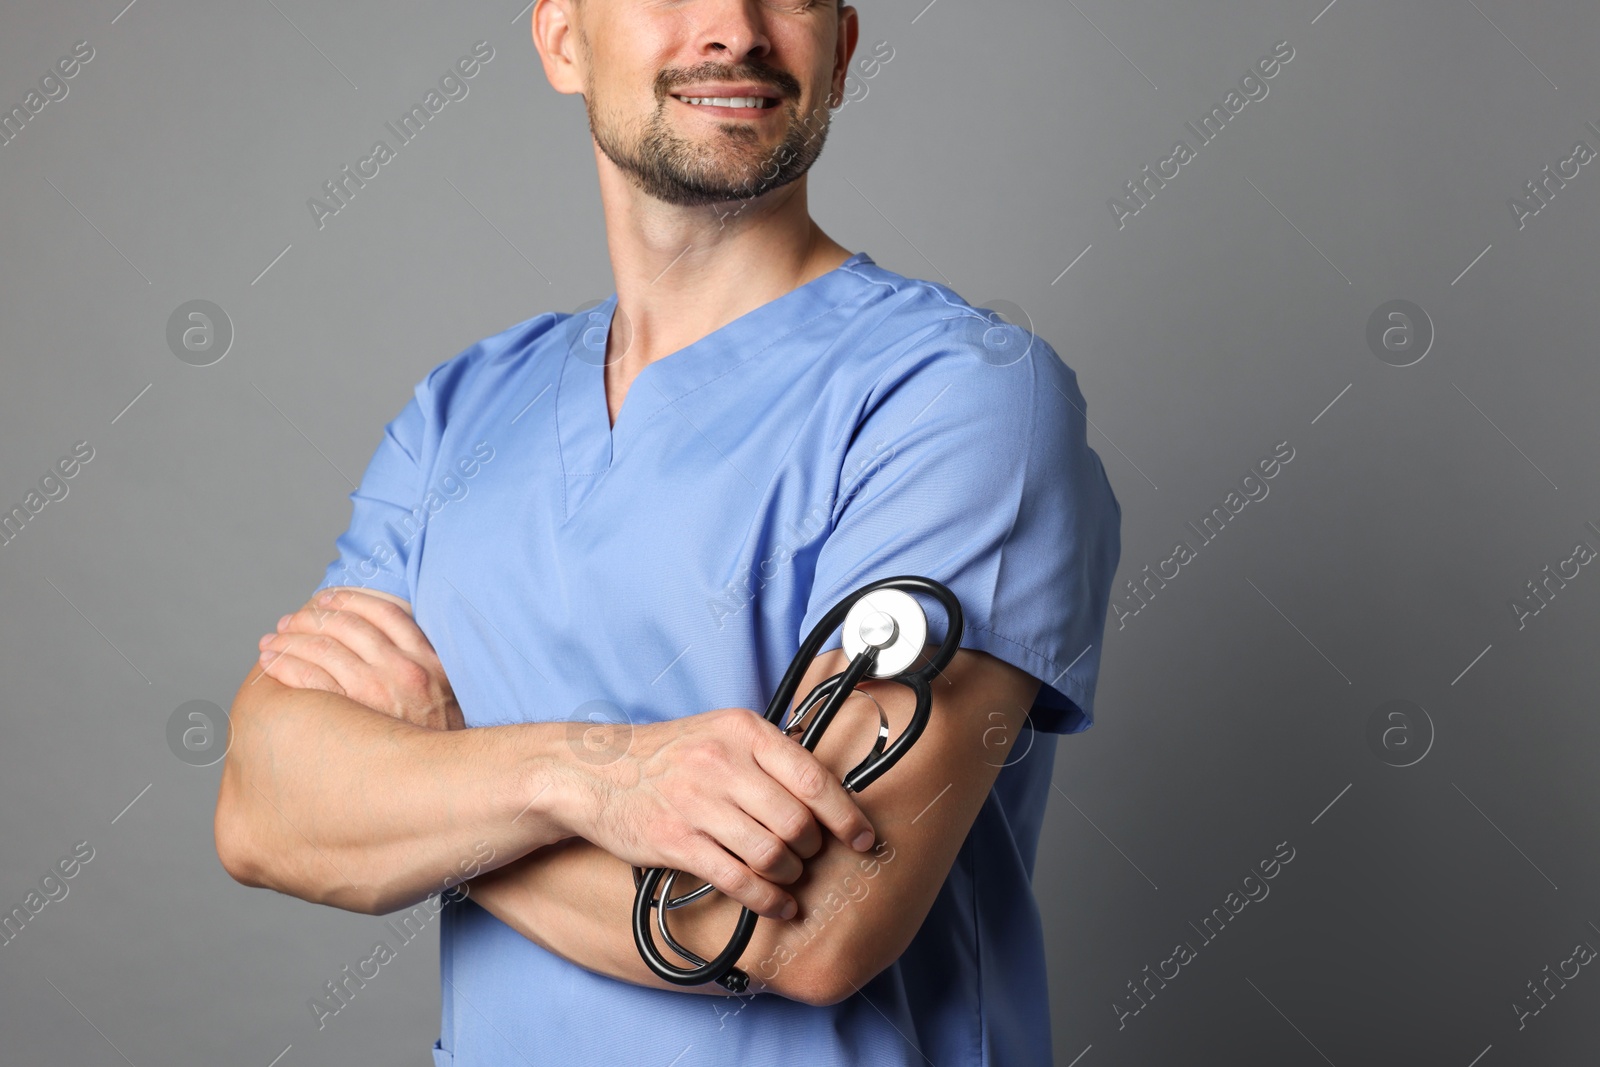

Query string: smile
[672,95,780,110]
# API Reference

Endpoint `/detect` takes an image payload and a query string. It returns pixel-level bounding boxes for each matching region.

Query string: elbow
[794,976,857,1009]
[765,944,878,1009]
[789,960,869,1008]
[214,795,266,890]
[213,777,387,914]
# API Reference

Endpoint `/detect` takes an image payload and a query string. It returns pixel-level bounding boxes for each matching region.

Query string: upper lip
[670,84,784,100]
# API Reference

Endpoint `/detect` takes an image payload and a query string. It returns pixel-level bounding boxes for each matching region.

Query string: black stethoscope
[632,575,964,994]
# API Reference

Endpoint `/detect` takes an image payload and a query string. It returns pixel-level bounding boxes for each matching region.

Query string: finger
[751,725,875,852]
[702,803,803,885]
[673,830,794,920]
[309,588,433,659]
[281,605,399,667]
[737,776,823,861]
[258,650,346,696]
[261,630,368,689]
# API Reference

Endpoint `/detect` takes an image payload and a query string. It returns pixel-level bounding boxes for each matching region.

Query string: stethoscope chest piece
[631,575,963,993]
[841,589,927,678]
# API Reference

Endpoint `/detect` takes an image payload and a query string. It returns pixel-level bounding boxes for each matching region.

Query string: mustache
[655,62,802,100]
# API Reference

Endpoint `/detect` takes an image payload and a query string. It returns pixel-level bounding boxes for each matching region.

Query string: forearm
[465,645,1032,1007]
[215,663,578,914]
[466,833,901,1006]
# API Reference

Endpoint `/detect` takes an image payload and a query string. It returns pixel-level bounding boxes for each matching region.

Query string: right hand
[569,707,877,921]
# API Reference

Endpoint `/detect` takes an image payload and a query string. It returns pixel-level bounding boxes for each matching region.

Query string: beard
[585,61,832,207]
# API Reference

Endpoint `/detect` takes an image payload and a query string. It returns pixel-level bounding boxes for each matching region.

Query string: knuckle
[393,659,429,691]
[690,740,728,771]
[750,835,783,872]
[791,760,829,801]
[717,865,753,901]
[665,823,700,859]
[299,634,334,657]
[777,808,811,843]
[308,606,344,632]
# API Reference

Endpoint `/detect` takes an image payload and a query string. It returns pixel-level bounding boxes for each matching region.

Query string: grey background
[2,0,1596,1063]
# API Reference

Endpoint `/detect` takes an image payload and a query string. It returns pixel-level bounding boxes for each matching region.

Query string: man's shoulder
[412,308,581,412]
[840,257,1078,411]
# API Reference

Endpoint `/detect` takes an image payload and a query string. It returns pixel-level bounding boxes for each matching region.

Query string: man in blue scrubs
[215,1,1121,1064]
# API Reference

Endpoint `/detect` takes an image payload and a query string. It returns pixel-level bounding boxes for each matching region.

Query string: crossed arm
[216,587,1038,1007]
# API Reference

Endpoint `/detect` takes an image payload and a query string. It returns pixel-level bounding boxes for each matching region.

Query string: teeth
[678,95,771,108]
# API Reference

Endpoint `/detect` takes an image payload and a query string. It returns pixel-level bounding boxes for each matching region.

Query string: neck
[595,144,852,372]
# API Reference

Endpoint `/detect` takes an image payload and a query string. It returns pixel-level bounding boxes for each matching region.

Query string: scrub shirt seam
[970,830,990,1067]
[840,261,991,325]
[627,300,857,439]
[972,360,1095,714]
[553,315,581,521]
[966,622,1093,710]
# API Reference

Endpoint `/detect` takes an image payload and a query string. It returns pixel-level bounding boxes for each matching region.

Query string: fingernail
[780,899,797,920]
[259,650,278,664]
[277,615,291,631]
[258,634,271,648]
[317,591,334,605]
[852,831,874,852]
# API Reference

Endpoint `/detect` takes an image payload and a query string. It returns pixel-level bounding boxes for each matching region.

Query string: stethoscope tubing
[631,575,964,993]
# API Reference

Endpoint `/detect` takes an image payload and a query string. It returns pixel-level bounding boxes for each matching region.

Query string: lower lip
[671,96,782,119]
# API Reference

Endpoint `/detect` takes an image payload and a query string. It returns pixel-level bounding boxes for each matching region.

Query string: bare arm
[214,590,577,915]
[467,644,1037,1006]
[216,588,876,922]
[255,590,1038,1004]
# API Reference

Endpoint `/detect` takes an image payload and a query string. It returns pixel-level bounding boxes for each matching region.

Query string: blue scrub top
[316,252,1122,1066]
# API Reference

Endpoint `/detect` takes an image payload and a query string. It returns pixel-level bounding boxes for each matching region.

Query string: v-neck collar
[554,252,873,521]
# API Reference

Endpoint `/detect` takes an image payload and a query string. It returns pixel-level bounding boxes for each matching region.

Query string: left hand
[257,588,465,731]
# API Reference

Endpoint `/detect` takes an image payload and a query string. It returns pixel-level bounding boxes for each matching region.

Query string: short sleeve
[313,387,432,604]
[795,326,1122,734]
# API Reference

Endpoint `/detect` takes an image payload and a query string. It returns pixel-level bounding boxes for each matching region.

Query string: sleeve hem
[314,569,412,606]
[961,623,1096,735]
[813,622,1096,735]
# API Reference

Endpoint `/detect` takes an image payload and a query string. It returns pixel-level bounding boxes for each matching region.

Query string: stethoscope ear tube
[630,575,963,994]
